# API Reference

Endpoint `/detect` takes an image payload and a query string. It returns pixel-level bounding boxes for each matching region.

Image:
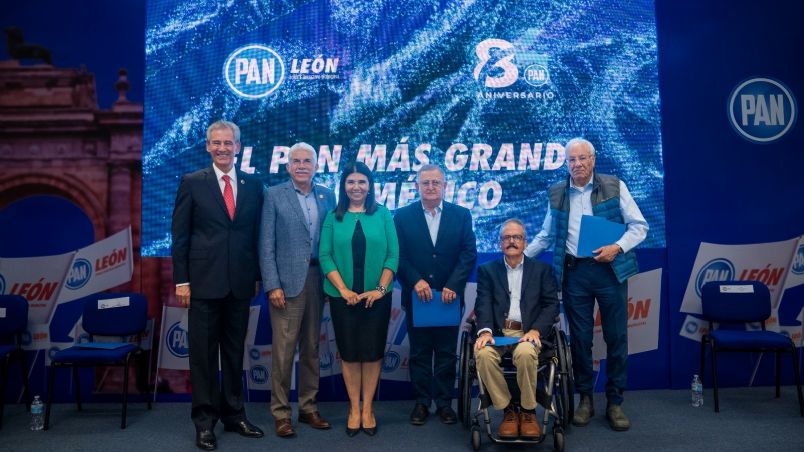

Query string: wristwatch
[375,285,387,295]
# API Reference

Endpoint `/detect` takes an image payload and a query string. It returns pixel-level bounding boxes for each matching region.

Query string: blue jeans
[563,260,628,405]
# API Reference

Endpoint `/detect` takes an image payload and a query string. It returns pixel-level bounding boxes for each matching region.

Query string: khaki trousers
[475,328,540,410]
[269,266,324,420]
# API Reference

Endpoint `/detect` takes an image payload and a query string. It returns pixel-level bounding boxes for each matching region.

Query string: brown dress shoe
[274,418,296,437]
[519,411,542,439]
[497,407,519,438]
[299,411,331,429]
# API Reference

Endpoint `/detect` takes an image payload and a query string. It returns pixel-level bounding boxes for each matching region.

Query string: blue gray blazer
[259,180,336,298]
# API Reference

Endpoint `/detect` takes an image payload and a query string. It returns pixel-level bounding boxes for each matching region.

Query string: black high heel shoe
[362,414,377,436]
[346,412,360,437]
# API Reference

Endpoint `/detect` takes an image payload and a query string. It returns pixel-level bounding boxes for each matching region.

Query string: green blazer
[319,204,399,297]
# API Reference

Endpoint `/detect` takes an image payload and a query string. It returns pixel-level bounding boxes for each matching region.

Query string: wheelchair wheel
[471,425,482,451]
[553,426,565,452]
[556,329,574,428]
[458,330,473,428]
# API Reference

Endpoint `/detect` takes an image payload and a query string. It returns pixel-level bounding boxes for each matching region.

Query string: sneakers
[606,404,631,431]
[572,394,595,426]
[497,405,519,438]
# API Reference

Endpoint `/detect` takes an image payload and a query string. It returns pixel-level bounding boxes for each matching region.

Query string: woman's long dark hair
[334,161,378,221]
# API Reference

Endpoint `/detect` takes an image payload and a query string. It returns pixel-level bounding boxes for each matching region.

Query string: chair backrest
[82,293,147,337]
[701,280,770,324]
[0,294,28,335]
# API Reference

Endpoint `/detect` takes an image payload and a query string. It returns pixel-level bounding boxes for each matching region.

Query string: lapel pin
[240,179,245,184]
[319,194,324,199]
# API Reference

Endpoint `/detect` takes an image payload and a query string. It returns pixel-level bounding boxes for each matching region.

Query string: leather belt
[564,254,597,269]
[309,258,319,266]
[503,319,522,331]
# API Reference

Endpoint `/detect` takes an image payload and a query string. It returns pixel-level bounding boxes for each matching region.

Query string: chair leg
[775,351,782,398]
[790,345,804,417]
[0,358,8,430]
[44,364,56,430]
[121,356,131,429]
[73,366,82,411]
[711,345,720,412]
[18,350,31,411]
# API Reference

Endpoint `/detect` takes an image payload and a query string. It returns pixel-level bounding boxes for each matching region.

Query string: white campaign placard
[157,305,190,371]
[57,227,134,306]
[680,238,797,315]
[592,268,662,367]
[245,344,272,391]
[0,251,74,324]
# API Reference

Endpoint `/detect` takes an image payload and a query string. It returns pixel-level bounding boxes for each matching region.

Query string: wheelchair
[457,321,574,452]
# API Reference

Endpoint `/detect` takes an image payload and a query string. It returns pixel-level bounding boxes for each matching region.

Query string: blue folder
[489,336,520,346]
[577,215,626,257]
[412,290,461,327]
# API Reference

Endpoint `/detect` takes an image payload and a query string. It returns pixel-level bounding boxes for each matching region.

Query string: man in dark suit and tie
[172,120,265,450]
[474,219,559,439]
[394,164,477,425]
[259,142,336,437]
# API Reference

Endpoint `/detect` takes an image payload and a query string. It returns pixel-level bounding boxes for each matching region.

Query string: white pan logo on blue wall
[224,44,285,99]
[728,77,797,143]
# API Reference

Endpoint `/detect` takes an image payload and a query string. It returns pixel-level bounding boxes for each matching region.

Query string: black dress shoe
[410,403,429,425]
[436,406,458,424]
[223,419,264,438]
[362,424,377,436]
[196,429,217,451]
[346,426,360,437]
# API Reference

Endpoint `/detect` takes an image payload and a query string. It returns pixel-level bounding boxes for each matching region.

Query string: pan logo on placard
[320,350,333,370]
[382,350,401,372]
[728,77,797,143]
[250,365,269,385]
[0,273,5,294]
[65,258,92,290]
[695,258,736,297]
[166,321,189,358]
[224,44,285,99]
[792,244,804,275]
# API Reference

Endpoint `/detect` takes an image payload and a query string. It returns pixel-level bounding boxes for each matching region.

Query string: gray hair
[499,218,526,239]
[417,163,445,180]
[207,120,240,142]
[289,142,318,163]
[565,137,595,156]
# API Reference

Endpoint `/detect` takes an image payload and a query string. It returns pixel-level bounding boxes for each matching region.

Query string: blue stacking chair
[0,295,31,429]
[699,280,803,416]
[44,293,152,429]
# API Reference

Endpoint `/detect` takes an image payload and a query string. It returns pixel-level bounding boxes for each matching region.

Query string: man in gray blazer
[259,142,336,437]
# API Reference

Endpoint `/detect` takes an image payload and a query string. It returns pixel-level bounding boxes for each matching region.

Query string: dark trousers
[563,260,628,405]
[188,293,250,430]
[408,325,459,409]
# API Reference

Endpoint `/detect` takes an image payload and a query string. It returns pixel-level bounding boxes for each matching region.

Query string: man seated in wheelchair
[474,219,560,439]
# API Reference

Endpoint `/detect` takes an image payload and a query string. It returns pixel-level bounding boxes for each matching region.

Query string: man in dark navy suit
[394,164,477,425]
[172,120,264,450]
[474,219,559,439]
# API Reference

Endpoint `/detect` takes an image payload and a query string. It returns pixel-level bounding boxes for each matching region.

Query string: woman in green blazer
[319,161,399,437]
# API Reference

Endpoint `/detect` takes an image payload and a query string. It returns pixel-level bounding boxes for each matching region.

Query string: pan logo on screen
[792,244,804,275]
[473,39,555,101]
[223,44,286,99]
[728,77,797,143]
[695,258,735,297]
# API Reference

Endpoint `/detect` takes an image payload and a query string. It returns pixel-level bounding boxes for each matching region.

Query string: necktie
[222,175,235,220]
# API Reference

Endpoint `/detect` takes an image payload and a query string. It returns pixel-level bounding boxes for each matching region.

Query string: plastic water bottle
[30,395,44,431]
[691,375,703,407]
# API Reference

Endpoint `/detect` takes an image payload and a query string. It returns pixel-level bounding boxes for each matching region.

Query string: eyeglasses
[501,235,524,243]
[567,155,592,165]
[419,180,443,188]
[209,140,235,148]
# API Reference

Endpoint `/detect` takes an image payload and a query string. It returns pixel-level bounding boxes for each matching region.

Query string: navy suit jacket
[394,200,477,316]
[259,180,336,298]
[171,166,263,300]
[474,256,560,338]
